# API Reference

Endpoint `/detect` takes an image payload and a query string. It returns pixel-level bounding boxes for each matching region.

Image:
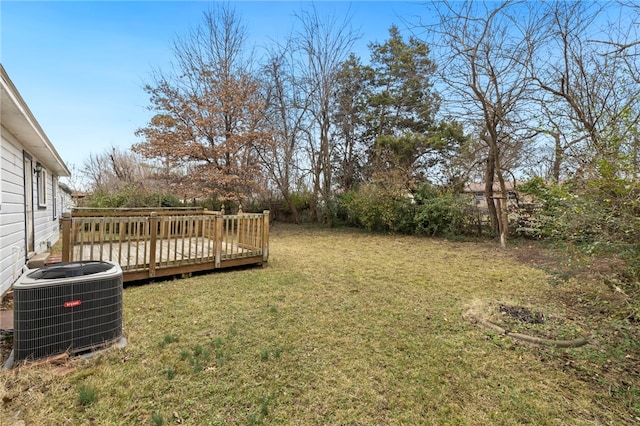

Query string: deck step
[45,254,62,266]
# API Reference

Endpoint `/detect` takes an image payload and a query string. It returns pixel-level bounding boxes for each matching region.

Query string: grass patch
[165,367,176,380]
[158,333,177,348]
[260,348,270,361]
[77,384,98,407]
[151,412,164,426]
[1,224,638,424]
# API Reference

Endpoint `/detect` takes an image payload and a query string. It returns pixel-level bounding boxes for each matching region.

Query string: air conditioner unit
[13,261,123,362]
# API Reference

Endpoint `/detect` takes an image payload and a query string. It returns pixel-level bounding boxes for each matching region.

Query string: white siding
[1,129,60,295]
[1,129,27,294]
[33,166,59,252]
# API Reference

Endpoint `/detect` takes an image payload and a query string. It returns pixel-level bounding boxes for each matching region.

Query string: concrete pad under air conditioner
[26,252,50,269]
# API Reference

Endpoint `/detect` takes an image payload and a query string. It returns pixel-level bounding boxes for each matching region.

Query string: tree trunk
[310,159,322,223]
[280,188,301,224]
[321,113,333,227]
[495,168,509,248]
[552,132,562,183]
[493,138,509,248]
[484,145,499,237]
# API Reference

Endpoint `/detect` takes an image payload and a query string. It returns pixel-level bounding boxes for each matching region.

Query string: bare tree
[531,1,640,181]
[257,41,312,223]
[427,1,540,247]
[526,98,589,182]
[294,5,360,224]
[82,146,150,193]
[596,1,640,84]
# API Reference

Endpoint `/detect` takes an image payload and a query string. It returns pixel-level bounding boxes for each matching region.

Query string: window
[38,167,47,208]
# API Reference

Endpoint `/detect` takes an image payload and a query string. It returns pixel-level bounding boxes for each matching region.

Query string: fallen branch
[470,314,589,348]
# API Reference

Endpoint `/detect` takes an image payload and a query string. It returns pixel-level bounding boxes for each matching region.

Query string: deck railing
[61,208,269,281]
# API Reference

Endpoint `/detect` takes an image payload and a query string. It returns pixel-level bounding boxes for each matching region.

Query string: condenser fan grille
[13,261,123,362]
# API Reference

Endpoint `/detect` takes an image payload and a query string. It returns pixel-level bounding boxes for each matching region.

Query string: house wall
[1,127,27,294]
[467,190,519,212]
[0,128,60,296]
[33,169,60,251]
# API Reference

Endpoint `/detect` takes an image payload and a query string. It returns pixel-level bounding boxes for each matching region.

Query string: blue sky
[1,1,426,183]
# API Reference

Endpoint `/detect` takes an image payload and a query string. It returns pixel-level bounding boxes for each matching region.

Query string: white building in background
[0,64,71,296]
[57,181,74,219]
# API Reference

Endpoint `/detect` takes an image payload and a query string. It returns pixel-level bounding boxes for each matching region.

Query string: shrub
[86,184,183,208]
[338,184,414,233]
[338,182,476,237]
[412,184,471,237]
[520,175,640,290]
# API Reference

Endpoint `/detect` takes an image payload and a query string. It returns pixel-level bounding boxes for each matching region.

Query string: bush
[412,184,471,237]
[518,177,574,239]
[282,190,312,213]
[519,176,639,248]
[337,182,474,237]
[338,184,414,233]
[86,184,183,208]
[520,175,640,290]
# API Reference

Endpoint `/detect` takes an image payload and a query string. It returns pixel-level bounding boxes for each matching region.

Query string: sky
[1,1,427,185]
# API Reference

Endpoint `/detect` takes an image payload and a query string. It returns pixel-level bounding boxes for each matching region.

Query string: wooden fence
[61,208,269,282]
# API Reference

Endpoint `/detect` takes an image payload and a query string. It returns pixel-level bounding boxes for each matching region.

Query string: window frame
[52,175,58,219]
[37,168,47,209]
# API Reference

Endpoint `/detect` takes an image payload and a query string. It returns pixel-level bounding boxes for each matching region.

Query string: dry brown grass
[1,224,638,425]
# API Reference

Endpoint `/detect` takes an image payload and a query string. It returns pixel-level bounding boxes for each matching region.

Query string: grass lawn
[1,224,638,425]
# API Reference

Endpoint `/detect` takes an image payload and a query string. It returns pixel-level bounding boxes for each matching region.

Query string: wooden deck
[61,208,269,282]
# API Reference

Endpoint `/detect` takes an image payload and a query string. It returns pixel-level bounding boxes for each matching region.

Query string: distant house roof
[72,191,87,199]
[1,64,70,177]
[58,181,73,195]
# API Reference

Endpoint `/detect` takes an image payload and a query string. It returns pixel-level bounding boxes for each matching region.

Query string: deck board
[72,237,260,278]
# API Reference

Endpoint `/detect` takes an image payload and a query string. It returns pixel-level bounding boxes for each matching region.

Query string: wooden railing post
[62,212,72,262]
[149,212,157,278]
[237,204,245,248]
[215,211,223,268]
[262,210,270,263]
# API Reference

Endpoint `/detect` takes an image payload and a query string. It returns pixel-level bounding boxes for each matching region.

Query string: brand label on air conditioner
[63,300,82,308]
